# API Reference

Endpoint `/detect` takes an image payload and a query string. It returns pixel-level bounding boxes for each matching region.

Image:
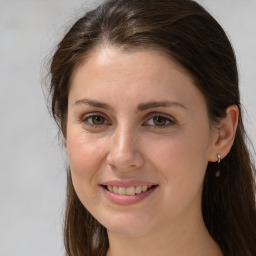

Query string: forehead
[69,45,206,111]
[74,45,190,80]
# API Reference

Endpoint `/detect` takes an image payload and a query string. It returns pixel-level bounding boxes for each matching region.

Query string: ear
[208,105,239,162]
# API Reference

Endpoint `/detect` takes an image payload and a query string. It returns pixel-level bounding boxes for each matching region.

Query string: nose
[106,125,144,172]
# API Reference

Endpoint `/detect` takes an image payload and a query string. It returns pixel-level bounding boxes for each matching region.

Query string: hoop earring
[216,154,221,177]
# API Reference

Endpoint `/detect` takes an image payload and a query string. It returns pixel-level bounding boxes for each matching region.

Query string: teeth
[126,186,135,196]
[142,185,148,192]
[106,185,153,195]
[113,186,118,194]
[107,185,113,192]
[118,187,126,195]
[135,186,142,194]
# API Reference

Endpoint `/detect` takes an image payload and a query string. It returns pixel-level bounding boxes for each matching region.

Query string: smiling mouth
[102,185,157,196]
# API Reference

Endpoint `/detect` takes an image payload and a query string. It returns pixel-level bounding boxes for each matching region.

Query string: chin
[100,212,154,237]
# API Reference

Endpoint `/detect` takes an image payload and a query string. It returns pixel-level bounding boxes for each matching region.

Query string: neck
[106,212,222,256]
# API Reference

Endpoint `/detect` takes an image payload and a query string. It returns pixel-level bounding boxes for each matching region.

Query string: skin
[66,46,238,256]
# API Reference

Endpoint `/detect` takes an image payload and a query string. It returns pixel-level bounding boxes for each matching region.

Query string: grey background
[0,1,255,255]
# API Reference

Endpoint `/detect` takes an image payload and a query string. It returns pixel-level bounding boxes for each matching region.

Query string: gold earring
[216,154,221,177]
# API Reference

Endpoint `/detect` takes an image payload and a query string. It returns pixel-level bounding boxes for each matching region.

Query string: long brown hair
[48,0,256,255]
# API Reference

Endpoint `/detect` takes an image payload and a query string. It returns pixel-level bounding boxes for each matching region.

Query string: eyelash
[143,113,175,128]
[81,113,110,129]
[80,112,175,129]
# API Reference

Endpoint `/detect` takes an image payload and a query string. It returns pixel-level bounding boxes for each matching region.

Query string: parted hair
[48,0,256,255]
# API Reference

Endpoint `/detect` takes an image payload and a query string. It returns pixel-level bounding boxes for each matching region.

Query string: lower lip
[101,186,158,206]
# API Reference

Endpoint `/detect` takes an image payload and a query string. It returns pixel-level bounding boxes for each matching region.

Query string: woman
[48,0,256,255]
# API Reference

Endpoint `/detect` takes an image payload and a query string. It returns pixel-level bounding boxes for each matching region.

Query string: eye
[144,114,174,127]
[81,114,109,128]
[88,115,106,125]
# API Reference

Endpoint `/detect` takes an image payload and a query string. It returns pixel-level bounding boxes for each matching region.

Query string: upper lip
[101,180,158,188]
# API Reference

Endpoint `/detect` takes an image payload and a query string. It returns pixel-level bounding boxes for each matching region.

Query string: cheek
[67,132,103,173]
[148,126,210,198]
[66,132,108,196]
[66,133,109,210]
[150,131,209,172]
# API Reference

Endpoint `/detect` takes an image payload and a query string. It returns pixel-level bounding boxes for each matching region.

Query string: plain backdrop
[0,1,255,255]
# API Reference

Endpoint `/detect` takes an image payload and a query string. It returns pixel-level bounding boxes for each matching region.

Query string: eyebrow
[73,98,186,111]
[73,98,113,110]
[137,101,186,111]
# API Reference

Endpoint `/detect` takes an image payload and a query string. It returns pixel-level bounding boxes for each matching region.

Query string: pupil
[154,116,166,126]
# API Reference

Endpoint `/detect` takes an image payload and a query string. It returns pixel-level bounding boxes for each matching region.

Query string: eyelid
[80,112,110,126]
[80,110,105,118]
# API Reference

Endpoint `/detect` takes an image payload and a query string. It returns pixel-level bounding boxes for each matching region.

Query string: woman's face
[66,46,218,236]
